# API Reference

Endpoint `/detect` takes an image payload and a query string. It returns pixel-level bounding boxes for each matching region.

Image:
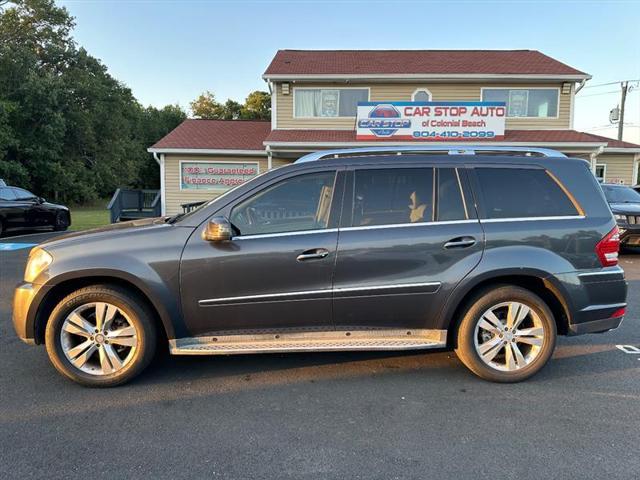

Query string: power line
[582,79,640,89]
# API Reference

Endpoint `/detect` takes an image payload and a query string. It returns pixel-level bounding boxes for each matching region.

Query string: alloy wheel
[473,301,545,372]
[60,302,138,375]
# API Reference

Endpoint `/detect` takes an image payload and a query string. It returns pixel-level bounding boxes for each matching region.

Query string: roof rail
[295,146,567,163]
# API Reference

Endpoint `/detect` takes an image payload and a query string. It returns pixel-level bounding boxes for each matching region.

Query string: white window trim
[595,163,607,182]
[411,88,433,101]
[178,159,260,192]
[633,154,640,186]
[292,86,371,119]
[480,87,561,119]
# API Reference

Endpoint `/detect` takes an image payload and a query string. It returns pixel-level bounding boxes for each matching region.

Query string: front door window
[230,172,336,236]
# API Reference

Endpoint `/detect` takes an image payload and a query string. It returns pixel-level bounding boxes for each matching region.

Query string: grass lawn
[69,199,111,231]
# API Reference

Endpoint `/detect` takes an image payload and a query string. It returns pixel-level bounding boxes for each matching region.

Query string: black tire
[45,285,157,387]
[0,218,4,237]
[53,211,68,231]
[455,285,556,383]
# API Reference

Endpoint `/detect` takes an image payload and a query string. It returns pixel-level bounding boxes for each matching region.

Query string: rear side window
[475,168,578,219]
[353,168,434,227]
[437,168,468,221]
[0,187,16,200]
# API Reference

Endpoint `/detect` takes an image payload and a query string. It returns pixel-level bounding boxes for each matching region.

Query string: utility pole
[618,81,628,141]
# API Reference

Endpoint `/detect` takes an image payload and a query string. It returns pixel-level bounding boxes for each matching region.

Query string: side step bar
[169,329,448,355]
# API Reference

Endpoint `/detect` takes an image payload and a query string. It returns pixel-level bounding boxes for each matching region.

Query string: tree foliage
[191,89,270,120]
[0,0,186,203]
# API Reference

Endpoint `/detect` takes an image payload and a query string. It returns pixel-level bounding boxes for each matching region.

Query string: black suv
[12,147,627,387]
[601,183,640,248]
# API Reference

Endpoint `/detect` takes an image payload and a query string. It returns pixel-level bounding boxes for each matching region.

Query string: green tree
[190,89,271,120]
[0,0,185,203]
[242,90,271,120]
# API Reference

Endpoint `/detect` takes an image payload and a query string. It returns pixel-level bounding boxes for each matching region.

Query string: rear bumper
[569,316,623,335]
[554,267,627,336]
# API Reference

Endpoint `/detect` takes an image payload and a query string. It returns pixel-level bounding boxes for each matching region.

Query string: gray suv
[13,147,627,386]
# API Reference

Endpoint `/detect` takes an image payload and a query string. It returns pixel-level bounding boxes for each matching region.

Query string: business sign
[180,161,260,191]
[356,101,506,141]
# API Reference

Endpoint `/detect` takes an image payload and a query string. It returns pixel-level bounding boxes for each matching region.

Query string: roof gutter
[262,73,592,82]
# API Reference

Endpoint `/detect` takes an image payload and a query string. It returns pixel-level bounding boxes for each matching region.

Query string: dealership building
[149,50,640,215]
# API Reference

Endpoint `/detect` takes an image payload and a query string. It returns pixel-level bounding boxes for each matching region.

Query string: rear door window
[475,167,579,219]
[352,168,434,227]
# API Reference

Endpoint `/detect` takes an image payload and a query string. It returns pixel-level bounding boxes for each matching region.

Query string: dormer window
[412,89,432,102]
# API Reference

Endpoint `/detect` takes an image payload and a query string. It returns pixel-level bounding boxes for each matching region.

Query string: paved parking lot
[1,232,639,479]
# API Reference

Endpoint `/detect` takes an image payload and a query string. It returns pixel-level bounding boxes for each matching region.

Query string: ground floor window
[594,164,606,183]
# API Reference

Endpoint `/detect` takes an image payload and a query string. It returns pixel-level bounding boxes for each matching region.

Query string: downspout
[153,152,167,216]
[575,78,587,94]
[266,145,273,170]
[589,145,605,173]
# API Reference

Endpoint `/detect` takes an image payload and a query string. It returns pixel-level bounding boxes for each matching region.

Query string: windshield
[601,185,640,203]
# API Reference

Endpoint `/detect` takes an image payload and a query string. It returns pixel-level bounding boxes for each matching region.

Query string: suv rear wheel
[45,285,157,387]
[455,285,557,382]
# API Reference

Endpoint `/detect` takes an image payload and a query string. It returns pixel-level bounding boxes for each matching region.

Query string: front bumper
[617,223,640,246]
[12,282,48,345]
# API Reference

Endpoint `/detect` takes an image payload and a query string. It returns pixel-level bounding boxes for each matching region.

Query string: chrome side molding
[198,281,441,306]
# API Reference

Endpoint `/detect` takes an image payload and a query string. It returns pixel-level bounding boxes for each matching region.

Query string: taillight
[595,226,620,267]
[610,307,626,318]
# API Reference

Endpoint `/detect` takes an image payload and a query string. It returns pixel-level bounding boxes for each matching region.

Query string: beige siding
[597,154,637,185]
[571,153,637,185]
[163,154,268,216]
[275,82,571,130]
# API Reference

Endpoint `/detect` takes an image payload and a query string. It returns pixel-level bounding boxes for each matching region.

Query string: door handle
[296,248,330,262]
[443,236,477,249]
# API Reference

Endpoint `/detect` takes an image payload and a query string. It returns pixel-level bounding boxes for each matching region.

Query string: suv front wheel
[45,285,157,387]
[455,285,557,383]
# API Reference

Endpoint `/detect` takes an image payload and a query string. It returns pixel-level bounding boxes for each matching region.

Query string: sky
[58,0,640,141]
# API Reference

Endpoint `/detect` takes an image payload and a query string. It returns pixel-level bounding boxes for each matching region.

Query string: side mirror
[38,197,46,204]
[202,216,233,242]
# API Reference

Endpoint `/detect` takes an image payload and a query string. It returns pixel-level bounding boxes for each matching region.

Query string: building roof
[149,119,271,151]
[265,129,640,149]
[149,120,640,153]
[263,50,590,79]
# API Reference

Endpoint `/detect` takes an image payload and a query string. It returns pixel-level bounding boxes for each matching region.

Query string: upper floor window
[482,88,559,118]
[294,88,368,118]
[412,89,432,102]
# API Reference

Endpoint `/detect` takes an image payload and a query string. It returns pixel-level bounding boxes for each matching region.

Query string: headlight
[614,214,627,221]
[24,248,53,283]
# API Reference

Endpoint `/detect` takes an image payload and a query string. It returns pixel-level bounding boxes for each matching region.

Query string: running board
[169,329,447,355]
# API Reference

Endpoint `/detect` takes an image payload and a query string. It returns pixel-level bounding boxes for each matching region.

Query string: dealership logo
[357,104,411,137]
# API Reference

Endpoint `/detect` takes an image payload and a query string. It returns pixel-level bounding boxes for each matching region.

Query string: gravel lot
[1,232,639,479]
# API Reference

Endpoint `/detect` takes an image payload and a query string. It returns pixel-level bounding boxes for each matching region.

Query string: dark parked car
[13,147,627,387]
[601,183,640,248]
[0,182,70,236]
